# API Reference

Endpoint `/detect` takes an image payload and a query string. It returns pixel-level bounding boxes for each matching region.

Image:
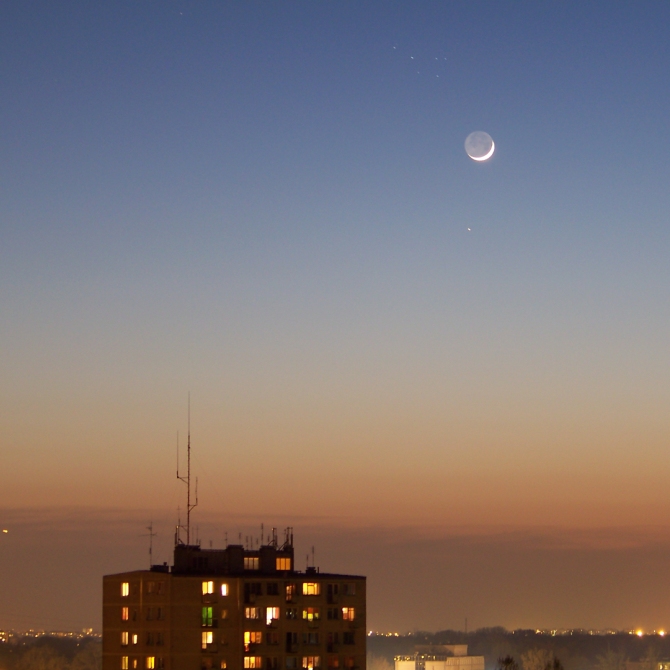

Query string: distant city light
[659,630,666,637]
[2,529,7,533]
[636,630,644,637]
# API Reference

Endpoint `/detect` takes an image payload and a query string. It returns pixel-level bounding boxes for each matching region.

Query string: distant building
[395,646,484,670]
[103,532,366,670]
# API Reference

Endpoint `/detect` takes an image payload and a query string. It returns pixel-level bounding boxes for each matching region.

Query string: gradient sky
[2,1,670,633]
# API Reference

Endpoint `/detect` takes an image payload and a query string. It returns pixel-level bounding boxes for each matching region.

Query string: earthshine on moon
[465,131,495,161]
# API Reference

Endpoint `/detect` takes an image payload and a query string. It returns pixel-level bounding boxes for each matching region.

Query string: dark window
[267,583,279,596]
[327,584,339,604]
[245,583,263,603]
[286,632,298,653]
[343,633,354,646]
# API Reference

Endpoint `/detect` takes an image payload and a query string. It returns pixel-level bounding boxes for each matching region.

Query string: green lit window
[202,606,214,627]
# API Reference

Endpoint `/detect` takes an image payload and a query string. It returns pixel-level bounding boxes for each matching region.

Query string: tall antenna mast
[177,393,198,545]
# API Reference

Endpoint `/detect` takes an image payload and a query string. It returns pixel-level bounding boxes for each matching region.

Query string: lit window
[122,607,129,621]
[266,607,280,625]
[303,583,320,596]
[202,581,215,595]
[121,583,130,597]
[342,608,355,621]
[133,661,138,670]
[276,557,291,571]
[121,632,129,646]
[202,607,214,627]
[328,658,339,669]
[146,581,155,594]
[132,634,138,645]
[344,658,354,669]
[146,658,155,669]
[221,583,229,596]
[221,662,227,670]
[245,607,261,619]
[244,631,263,650]
[202,631,214,649]
[244,658,263,669]
[221,608,228,619]
[244,557,259,570]
[286,584,296,602]
[121,657,129,670]
[302,657,321,669]
[302,608,320,622]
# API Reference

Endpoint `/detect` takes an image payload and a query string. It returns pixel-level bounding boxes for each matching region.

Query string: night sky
[2,1,670,633]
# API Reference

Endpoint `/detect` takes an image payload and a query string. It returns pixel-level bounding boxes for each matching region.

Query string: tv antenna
[177,393,198,545]
[142,521,157,568]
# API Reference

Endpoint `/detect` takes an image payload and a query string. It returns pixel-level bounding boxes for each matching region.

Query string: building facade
[103,537,366,670]
[395,646,484,670]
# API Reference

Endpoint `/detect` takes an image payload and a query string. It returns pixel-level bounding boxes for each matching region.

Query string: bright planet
[465,131,495,161]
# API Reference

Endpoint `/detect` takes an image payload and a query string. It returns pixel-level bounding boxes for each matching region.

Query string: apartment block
[103,536,366,670]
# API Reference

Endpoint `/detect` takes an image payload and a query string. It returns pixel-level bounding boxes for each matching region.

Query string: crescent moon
[470,141,495,161]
